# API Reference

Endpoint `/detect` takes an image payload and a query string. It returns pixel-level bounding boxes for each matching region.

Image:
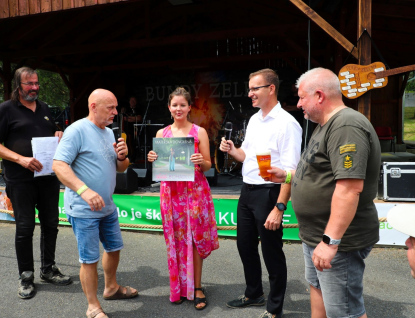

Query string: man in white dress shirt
[220,69,302,318]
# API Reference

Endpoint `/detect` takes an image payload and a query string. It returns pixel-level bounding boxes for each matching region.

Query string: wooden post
[357,0,372,119]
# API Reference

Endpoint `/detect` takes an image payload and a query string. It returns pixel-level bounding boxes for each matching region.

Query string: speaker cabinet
[132,168,152,187]
[115,167,138,194]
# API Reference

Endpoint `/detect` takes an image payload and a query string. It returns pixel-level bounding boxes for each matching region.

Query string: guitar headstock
[338,62,388,99]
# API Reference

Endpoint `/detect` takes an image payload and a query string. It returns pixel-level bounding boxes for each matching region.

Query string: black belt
[244,183,277,189]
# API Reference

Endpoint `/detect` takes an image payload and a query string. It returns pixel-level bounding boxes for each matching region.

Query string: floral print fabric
[160,124,219,302]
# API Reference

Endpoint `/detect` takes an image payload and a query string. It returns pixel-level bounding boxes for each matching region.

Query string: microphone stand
[137,101,151,168]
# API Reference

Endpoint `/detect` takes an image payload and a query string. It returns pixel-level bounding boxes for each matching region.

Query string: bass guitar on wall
[338,62,415,99]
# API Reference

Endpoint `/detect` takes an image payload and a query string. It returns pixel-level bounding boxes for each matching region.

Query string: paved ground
[0,222,414,318]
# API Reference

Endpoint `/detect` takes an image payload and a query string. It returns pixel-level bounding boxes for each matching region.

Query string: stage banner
[53,193,300,239]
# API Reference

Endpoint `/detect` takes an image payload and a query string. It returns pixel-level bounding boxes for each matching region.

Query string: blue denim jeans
[303,243,372,318]
[68,209,124,264]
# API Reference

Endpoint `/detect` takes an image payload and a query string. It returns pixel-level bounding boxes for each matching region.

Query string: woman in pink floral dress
[148,87,219,310]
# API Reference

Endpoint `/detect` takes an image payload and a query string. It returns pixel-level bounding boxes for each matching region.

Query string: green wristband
[76,184,89,195]
[284,170,292,184]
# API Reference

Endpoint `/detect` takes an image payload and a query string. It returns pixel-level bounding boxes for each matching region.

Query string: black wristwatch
[275,203,287,211]
[322,234,341,246]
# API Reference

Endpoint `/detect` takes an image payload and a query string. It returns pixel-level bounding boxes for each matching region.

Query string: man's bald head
[88,89,117,110]
[87,89,118,129]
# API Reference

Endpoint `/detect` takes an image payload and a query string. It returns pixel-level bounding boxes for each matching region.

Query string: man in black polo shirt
[0,67,72,299]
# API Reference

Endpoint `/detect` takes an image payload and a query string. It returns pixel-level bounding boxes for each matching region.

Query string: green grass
[404,107,415,141]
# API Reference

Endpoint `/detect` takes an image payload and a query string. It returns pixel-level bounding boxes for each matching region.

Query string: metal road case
[378,162,415,201]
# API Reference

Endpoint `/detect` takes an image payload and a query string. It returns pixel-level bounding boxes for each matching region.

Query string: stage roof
[1,0,414,76]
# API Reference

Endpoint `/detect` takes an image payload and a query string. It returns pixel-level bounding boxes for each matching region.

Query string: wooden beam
[29,0,41,14]
[52,0,63,11]
[62,0,72,10]
[18,0,30,16]
[56,66,72,90]
[289,0,358,59]
[41,0,52,13]
[0,0,10,19]
[357,0,372,119]
[9,0,19,17]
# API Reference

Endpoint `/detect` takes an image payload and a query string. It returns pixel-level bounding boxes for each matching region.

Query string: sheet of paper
[31,136,59,177]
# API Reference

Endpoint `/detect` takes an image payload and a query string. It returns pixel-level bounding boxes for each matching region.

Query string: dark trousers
[237,183,287,316]
[6,177,60,275]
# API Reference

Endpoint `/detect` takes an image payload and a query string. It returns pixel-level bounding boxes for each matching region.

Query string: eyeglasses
[21,82,40,87]
[247,84,271,93]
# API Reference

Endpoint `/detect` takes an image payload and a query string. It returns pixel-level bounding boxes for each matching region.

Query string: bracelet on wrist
[117,156,127,161]
[76,184,89,195]
[284,169,292,184]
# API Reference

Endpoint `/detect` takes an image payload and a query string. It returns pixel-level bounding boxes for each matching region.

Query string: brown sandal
[103,285,138,300]
[87,308,108,318]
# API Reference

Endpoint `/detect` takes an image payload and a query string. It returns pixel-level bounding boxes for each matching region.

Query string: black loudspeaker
[132,168,152,187]
[204,167,218,187]
[115,167,138,194]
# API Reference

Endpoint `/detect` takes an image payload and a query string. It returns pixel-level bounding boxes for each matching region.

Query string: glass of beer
[256,150,271,178]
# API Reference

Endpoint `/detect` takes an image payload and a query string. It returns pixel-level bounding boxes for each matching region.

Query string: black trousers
[6,176,60,275]
[237,183,287,316]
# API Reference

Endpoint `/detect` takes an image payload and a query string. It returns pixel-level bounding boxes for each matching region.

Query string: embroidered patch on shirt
[339,144,356,154]
[44,116,49,121]
[343,155,353,169]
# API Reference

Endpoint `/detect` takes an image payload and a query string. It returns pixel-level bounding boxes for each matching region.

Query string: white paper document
[31,136,59,177]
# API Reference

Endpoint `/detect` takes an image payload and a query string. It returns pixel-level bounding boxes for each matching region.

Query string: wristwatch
[275,203,287,211]
[322,234,341,246]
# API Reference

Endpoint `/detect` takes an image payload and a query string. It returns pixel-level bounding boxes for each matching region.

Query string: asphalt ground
[0,221,414,318]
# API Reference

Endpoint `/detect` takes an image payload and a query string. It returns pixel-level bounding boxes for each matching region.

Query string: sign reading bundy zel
[152,137,195,182]
[144,81,249,102]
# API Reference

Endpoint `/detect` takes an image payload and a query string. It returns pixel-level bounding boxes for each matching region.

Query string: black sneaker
[18,271,36,299]
[226,294,265,308]
[40,265,72,286]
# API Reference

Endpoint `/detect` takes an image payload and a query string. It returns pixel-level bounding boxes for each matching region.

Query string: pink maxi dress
[160,124,219,302]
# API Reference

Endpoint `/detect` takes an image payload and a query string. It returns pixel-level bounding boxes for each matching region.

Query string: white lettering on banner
[146,209,161,220]
[130,208,142,221]
[218,212,229,225]
[117,207,128,218]
[218,212,237,225]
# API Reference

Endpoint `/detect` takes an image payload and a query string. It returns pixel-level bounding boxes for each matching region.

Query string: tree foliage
[405,71,415,92]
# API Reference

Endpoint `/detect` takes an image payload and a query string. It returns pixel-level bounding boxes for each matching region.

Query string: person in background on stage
[263,68,381,318]
[0,67,72,300]
[124,96,142,162]
[387,205,415,279]
[147,87,219,310]
[220,68,302,318]
[169,147,175,171]
[53,89,138,318]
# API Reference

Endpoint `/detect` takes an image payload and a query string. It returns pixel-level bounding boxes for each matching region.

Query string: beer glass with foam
[256,150,271,178]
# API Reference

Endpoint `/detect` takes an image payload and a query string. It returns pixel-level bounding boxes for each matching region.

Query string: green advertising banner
[55,193,300,240]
